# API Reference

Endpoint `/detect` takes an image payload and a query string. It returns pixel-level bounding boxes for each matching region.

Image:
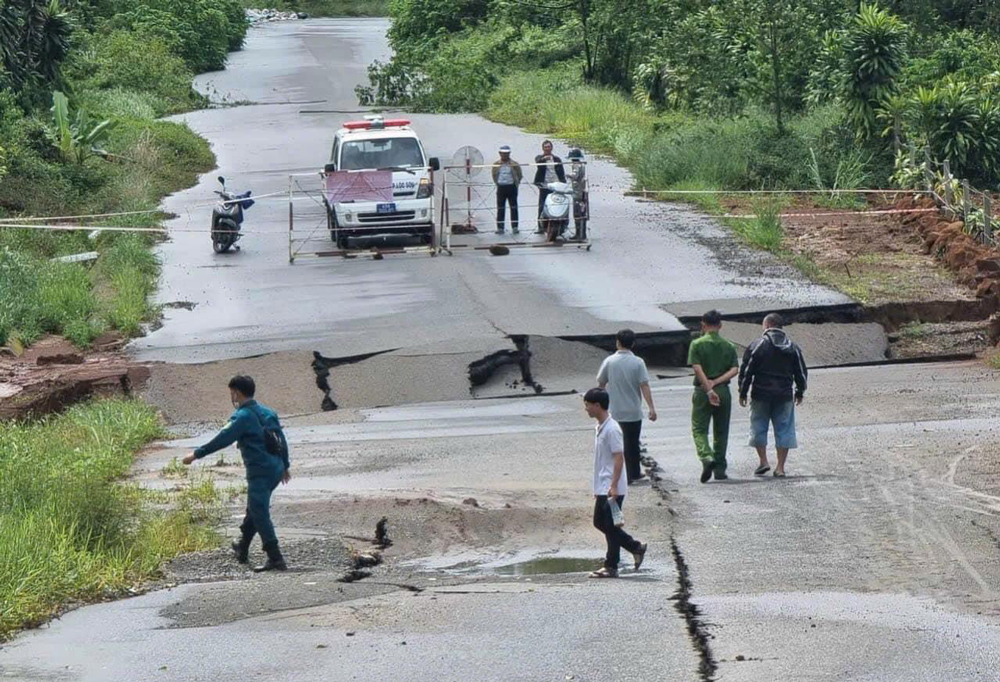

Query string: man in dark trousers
[738,313,808,478]
[597,329,657,485]
[584,388,647,579]
[491,145,522,234]
[688,310,740,483]
[533,139,565,233]
[183,375,291,571]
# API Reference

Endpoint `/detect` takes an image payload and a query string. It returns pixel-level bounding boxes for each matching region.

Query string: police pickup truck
[324,116,440,249]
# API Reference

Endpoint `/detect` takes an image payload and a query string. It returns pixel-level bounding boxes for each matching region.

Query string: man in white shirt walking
[584,387,648,579]
[597,329,657,484]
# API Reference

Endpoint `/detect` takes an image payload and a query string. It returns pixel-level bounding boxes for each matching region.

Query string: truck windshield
[339,138,424,171]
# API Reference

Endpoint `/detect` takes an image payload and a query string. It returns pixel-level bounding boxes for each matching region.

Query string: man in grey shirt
[597,329,658,484]
[492,145,522,234]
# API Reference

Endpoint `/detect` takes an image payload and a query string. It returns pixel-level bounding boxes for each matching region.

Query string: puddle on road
[493,557,596,576]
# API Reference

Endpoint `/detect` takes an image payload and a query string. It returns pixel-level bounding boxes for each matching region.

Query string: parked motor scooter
[538,181,574,242]
[211,176,254,253]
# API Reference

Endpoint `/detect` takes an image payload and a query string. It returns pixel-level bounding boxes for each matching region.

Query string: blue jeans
[749,399,797,449]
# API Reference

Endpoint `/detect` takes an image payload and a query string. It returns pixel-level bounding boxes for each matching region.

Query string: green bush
[485,66,657,155]
[74,31,195,115]
[218,0,250,51]
[78,88,161,121]
[903,30,1000,87]
[110,0,242,73]
[387,0,490,54]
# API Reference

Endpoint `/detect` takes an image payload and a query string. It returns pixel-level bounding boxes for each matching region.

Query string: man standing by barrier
[597,329,657,485]
[738,313,807,478]
[688,310,740,483]
[183,375,291,571]
[584,388,647,579]
[567,148,588,240]
[492,145,522,235]
[533,139,565,233]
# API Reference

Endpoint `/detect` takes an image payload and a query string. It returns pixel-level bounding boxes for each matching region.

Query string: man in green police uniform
[687,310,740,483]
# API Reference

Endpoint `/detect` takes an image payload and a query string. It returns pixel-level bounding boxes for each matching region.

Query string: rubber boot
[231,534,251,565]
[253,541,287,572]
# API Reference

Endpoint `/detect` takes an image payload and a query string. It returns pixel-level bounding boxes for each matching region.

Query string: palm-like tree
[0,0,72,92]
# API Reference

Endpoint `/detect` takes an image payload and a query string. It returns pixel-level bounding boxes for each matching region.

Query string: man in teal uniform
[183,375,290,571]
[687,310,740,483]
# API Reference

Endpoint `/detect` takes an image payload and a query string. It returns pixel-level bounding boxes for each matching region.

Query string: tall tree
[840,2,908,139]
[0,0,72,94]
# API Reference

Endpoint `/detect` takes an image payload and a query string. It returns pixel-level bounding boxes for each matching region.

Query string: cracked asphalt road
[3,18,999,682]
[3,363,1000,681]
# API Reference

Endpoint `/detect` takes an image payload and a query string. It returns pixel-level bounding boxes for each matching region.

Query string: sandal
[754,465,770,476]
[588,567,619,579]
[773,471,786,478]
[632,543,648,571]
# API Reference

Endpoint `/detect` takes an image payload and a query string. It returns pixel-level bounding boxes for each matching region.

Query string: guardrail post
[962,179,970,225]
[943,160,953,206]
[923,149,934,195]
[985,194,993,244]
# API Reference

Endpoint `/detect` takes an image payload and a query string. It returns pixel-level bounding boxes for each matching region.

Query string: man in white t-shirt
[584,387,648,579]
[597,329,657,485]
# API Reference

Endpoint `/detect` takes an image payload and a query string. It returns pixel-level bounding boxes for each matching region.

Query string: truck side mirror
[429,157,440,172]
[324,163,337,174]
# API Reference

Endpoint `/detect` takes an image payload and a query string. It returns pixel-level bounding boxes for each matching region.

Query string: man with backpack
[183,375,291,571]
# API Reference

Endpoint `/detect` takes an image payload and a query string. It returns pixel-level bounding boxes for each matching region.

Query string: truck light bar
[343,118,412,130]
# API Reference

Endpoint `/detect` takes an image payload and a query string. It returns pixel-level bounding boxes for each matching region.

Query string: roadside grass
[483,69,900,303]
[986,352,1000,370]
[237,0,390,16]
[161,457,187,478]
[0,400,221,640]
[900,322,930,339]
[726,196,789,253]
[485,67,660,161]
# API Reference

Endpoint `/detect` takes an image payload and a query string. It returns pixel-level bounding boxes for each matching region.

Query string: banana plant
[50,90,116,165]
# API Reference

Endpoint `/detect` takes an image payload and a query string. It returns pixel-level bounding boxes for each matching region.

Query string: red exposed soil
[0,334,150,420]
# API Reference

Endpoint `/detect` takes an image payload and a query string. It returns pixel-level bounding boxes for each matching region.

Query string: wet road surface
[4,19,998,682]
[3,362,1000,681]
[130,19,847,364]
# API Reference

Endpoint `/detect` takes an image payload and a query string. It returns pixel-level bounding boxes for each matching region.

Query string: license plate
[376,202,397,214]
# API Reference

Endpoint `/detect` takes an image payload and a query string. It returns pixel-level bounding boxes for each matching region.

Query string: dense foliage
[0,0,242,346]
[361,0,1000,187]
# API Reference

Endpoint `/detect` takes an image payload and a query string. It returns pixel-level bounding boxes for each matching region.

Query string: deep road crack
[670,537,718,682]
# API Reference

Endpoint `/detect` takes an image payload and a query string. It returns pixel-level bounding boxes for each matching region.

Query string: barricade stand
[287,169,439,263]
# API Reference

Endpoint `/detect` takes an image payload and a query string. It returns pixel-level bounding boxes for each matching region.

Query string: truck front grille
[358,211,417,223]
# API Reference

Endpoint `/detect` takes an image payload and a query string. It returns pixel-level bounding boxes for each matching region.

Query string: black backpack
[252,409,289,462]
